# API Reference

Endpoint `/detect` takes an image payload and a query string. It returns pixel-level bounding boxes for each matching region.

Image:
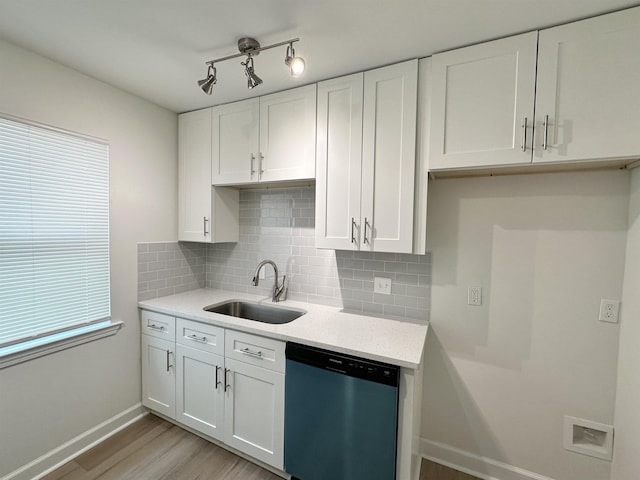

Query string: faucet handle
[274,275,287,302]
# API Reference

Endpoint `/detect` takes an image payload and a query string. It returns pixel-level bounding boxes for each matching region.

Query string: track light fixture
[198,37,304,95]
[285,43,305,76]
[197,65,217,95]
[241,55,263,89]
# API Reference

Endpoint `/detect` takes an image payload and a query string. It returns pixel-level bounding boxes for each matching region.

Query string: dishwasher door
[284,342,399,480]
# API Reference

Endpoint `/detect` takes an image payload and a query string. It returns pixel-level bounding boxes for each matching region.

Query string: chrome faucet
[251,259,287,302]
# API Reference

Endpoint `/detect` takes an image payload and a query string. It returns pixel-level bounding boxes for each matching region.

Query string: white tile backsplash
[137,186,431,320]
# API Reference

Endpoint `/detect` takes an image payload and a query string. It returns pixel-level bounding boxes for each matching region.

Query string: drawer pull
[215,365,221,390]
[166,350,173,372]
[187,334,207,343]
[241,347,263,358]
[148,323,165,331]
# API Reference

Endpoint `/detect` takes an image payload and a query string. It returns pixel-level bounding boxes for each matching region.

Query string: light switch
[374,277,392,295]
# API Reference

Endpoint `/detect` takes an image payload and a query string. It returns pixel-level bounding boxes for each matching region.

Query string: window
[0,115,117,367]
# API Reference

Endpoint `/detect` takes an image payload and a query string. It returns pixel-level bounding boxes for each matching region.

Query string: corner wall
[423,170,629,480]
[0,39,178,478]
[611,167,640,479]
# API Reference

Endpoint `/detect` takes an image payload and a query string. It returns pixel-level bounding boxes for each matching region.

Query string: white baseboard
[420,438,556,480]
[2,403,146,480]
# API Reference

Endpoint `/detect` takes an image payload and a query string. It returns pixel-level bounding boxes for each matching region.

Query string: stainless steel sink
[203,300,306,324]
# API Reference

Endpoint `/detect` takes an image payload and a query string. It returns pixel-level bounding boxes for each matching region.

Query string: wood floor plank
[74,414,166,471]
[420,458,481,480]
[44,415,280,480]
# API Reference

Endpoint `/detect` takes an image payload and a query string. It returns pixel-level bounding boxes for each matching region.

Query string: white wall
[0,39,177,477]
[423,170,630,480]
[611,167,640,480]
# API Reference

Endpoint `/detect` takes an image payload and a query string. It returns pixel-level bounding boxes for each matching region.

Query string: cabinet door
[315,73,364,250]
[535,7,640,163]
[178,109,212,242]
[223,358,285,469]
[141,335,175,418]
[259,84,316,182]
[175,344,224,441]
[429,32,538,169]
[361,60,418,253]
[212,98,259,185]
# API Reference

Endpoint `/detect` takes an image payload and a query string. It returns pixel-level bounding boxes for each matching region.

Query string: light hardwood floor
[42,414,281,480]
[42,414,479,480]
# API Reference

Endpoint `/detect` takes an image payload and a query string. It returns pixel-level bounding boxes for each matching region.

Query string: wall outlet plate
[467,286,482,306]
[599,299,620,323]
[374,277,392,295]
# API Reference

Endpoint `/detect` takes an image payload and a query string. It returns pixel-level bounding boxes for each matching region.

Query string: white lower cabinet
[141,334,175,418]
[141,312,285,470]
[224,357,285,468]
[175,344,225,440]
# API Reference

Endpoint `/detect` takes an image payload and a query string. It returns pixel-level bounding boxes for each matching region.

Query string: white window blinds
[0,116,111,349]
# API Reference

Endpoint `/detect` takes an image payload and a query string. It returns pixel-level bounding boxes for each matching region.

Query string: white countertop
[138,288,428,369]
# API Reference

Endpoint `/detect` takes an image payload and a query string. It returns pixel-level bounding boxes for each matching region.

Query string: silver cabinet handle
[224,368,230,392]
[215,365,221,390]
[187,334,207,343]
[363,217,371,245]
[521,117,528,152]
[241,347,263,358]
[542,114,549,150]
[258,152,264,179]
[250,153,256,176]
[351,218,357,244]
[203,216,209,236]
[147,323,165,331]
[166,350,173,372]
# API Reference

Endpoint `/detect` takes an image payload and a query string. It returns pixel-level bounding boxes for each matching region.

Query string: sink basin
[203,300,306,324]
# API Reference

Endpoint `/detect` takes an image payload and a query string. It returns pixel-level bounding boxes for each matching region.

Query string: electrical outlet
[599,299,620,323]
[374,277,392,295]
[468,286,482,306]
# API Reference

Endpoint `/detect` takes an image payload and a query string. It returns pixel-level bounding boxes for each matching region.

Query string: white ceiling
[0,0,637,113]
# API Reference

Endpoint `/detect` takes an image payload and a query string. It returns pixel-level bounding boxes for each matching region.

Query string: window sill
[0,321,123,369]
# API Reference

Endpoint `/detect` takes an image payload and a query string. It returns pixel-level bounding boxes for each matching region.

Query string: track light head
[197,65,217,95]
[285,43,305,76]
[242,56,263,90]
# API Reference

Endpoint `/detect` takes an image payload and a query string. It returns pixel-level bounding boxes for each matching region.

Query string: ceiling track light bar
[205,37,300,67]
[198,37,304,94]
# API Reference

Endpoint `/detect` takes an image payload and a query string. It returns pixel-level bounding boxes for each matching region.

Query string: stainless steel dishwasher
[284,342,399,480]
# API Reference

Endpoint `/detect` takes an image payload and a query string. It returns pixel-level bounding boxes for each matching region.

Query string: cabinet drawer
[176,318,225,355]
[225,330,285,373]
[141,310,175,341]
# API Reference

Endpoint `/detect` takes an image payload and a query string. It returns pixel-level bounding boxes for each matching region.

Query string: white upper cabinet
[211,84,317,185]
[534,7,640,163]
[179,109,239,243]
[429,32,538,169]
[361,60,418,253]
[315,73,364,250]
[428,7,640,171]
[259,84,317,182]
[315,61,418,253]
[211,98,259,184]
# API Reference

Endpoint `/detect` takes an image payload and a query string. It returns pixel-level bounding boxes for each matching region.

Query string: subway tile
[363,260,385,271]
[384,261,408,273]
[137,243,149,254]
[362,302,384,315]
[148,260,168,272]
[139,271,158,282]
[405,308,429,321]
[148,243,168,252]
[406,285,429,297]
[373,293,396,305]
[148,279,167,290]
[396,273,420,285]
[394,295,418,308]
[383,304,406,317]
[157,287,175,298]
[138,290,158,301]
[138,252,158,263]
